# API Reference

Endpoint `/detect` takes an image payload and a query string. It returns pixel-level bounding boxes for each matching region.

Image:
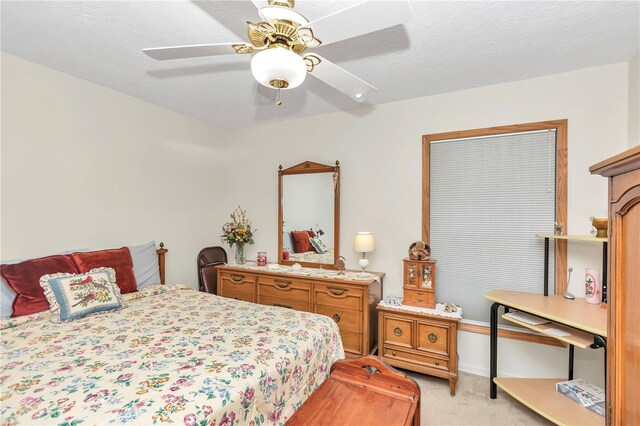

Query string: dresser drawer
[221,287,255,303]
[220,271,257,294]
[417,321,449,356]
[314,283,363,311]
[315,304,362,332]
[403,288,435,309]
[383,347,449,371]
[383,316,413,348]
[258,277,312,303]
[259,295,311,312]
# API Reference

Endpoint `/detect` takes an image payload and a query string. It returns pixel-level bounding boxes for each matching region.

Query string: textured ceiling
[1,1,639,128]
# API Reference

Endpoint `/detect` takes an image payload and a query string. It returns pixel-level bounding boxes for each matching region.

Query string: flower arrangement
[220,206,256,248]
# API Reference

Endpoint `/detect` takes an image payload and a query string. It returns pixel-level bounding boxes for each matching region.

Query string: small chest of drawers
[377,305,459,396]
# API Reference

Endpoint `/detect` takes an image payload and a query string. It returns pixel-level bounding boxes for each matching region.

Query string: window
[422,120,568,328]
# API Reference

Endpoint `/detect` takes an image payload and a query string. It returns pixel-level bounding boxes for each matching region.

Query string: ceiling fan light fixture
[260,6,309,27]
[251,47,307,89]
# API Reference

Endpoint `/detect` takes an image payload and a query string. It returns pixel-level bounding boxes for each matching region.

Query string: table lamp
[354,232,375,275]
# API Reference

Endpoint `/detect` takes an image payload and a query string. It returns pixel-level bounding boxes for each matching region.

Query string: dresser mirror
[278,161,340,268]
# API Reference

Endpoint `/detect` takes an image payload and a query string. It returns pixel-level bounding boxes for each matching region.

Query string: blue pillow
[39,267,123,322]
[309,237,328,254]
[1,259,22,319]
[128,241,161,290]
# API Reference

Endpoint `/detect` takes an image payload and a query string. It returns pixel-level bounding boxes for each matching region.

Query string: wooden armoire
[590,145,640,425]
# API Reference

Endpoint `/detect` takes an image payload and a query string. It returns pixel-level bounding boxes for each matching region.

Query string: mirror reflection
[282,173,335,265]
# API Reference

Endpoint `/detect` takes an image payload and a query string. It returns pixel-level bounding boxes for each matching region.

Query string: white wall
[0,53,233,285]
[629,53,640,147]
[230,62,629,385]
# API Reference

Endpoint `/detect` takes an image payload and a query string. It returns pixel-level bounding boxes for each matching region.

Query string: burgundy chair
[197,246,227,294]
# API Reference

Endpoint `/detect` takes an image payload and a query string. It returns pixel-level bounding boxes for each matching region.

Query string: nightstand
[377,305,459,396]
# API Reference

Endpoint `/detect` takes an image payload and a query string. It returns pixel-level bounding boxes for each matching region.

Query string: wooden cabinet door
[609,172,640,425]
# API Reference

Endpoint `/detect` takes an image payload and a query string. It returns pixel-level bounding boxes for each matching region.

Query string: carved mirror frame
[278,160,340,269]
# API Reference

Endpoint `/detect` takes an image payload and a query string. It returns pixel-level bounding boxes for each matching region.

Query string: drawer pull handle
[230,274,245,282]
[394,327,403,337]
[274,280,292,289]
[428,333,438,344]
[327,286,348,296]
[392,351,397,356]
[274,303,292,309]
[332,314,341,323]
[435,361,440,366]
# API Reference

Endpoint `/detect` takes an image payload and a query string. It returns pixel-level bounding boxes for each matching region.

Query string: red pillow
[71,247,137,294]
[291,231,312,253]
[1,254,79,317]
[307,230,317,238]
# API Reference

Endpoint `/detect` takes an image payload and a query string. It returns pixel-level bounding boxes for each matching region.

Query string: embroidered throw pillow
[309,237,328,254]
[39,267,123,322]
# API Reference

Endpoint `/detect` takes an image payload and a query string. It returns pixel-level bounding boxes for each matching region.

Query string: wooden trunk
[590,145,640,425]
[286,355,420,426]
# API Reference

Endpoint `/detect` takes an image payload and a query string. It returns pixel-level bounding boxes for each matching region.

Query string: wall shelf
[536,234,608,301]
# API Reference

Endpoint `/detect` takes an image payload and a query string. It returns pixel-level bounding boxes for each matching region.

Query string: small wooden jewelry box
[403,258,436,309]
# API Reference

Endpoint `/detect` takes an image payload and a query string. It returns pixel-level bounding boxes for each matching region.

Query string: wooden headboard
[156,242,168,284]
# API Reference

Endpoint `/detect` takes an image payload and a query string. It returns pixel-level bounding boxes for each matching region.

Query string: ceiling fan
[143,0,412,105]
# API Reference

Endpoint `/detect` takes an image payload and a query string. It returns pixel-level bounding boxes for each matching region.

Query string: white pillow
[128,241,161,290]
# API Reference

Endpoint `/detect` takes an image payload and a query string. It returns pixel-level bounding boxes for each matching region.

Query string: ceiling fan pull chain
[276,89,282,106]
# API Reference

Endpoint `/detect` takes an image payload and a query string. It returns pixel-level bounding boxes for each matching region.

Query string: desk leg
[544,237,549,296]
[568,344,574,380]
[490,302,500,399]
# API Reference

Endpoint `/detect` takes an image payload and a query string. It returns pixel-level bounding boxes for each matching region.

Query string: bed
[287,249,334,264]
[0,245,344,425]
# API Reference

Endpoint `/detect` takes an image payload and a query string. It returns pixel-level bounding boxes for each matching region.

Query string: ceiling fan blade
[302,1,412,47]
[220,1,262,24]
[304,54,376,102]
[143,43,251,61]
[253,83,279,106]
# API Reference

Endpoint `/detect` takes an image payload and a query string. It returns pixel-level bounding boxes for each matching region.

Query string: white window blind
[429,130,556,323]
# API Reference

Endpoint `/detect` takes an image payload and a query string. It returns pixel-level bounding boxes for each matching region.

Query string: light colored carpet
[403,370,554,426]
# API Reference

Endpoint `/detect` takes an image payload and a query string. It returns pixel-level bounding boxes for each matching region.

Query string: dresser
[590,145,640,425]
[377,305,459,395]
[216,264,384,358]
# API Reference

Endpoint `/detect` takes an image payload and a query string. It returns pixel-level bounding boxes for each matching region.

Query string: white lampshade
[251,48,307,89]
[354,232,376,253]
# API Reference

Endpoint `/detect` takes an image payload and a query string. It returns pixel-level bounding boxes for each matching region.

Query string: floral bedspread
[0,285,344,426]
